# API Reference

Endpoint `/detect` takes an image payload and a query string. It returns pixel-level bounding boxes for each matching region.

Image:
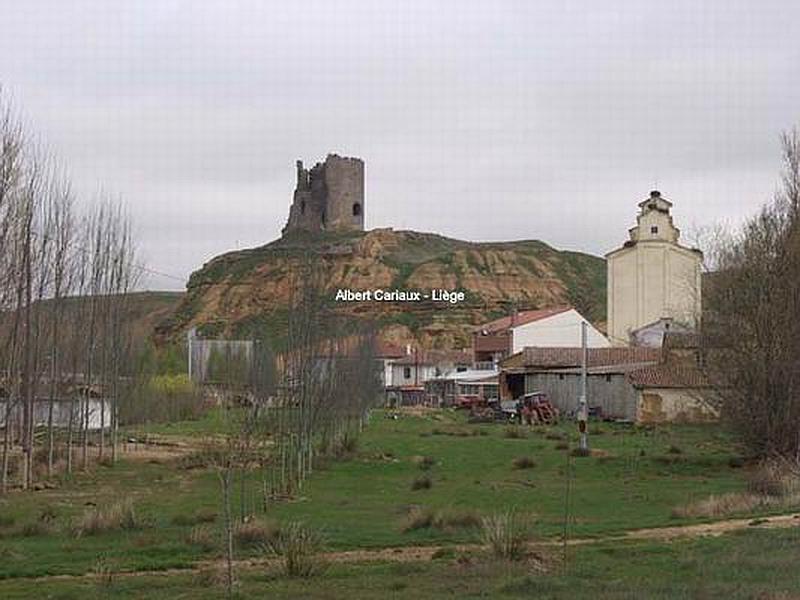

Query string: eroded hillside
[157,229,606,349]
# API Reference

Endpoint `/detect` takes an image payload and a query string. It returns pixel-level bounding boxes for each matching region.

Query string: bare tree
[702,128,800,458]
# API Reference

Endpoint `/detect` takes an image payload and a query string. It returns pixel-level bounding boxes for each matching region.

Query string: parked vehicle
[515,391,559,425]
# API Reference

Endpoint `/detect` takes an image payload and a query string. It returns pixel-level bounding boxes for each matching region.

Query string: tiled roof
[393,349,472,366]
[627,364,709,388]
[662,331,701,350]
[474,307,573,334]
[375,341,407,359]
[516,346,661,369]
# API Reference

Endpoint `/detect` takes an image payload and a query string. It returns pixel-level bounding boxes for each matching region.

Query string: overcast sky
[1,1,798,290]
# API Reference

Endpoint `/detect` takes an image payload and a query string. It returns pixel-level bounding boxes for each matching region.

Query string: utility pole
[578,321,589,452]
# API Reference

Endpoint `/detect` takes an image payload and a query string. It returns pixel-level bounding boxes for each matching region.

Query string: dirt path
[6,511,799,583]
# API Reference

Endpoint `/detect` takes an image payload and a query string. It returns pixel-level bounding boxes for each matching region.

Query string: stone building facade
[282,154,365,235]
[606,191,703,346]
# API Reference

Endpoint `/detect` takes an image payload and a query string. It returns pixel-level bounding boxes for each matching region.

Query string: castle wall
[282,154,365,235]
[324,155,364,231]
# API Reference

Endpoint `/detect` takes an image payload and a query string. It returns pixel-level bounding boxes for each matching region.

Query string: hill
[157,229,606,349]
[2,291,185,352]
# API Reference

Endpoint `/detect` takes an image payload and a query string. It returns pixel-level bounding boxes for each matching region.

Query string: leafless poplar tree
[702,128,800,458]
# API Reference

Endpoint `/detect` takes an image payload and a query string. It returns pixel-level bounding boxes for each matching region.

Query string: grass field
[0,408,798,597]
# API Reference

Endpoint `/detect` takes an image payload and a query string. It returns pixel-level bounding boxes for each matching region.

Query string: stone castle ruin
[282,154,365,235]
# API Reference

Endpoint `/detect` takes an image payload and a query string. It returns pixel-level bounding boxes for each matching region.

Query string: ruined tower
[282,154,365,235]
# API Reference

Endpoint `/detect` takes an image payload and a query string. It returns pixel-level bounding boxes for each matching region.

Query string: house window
[559,374,565,380]
[300,200,306,214]
[605,374,612,382]
[456,365,467,372]
[403,367,412,379]
[650,225,659,234]
[352,203,362,216]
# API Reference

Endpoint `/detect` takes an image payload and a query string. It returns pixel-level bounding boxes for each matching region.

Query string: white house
[473,306,609,364]
[389,349,472,387]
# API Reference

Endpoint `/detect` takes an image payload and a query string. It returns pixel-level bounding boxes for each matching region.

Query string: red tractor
[517,392,559,425]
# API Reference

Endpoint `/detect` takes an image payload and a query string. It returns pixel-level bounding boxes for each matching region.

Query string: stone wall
[282,154,364,235]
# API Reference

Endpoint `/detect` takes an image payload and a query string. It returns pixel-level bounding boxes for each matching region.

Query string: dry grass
[673,459,800,518]
[172,507,218,526]
[747,459,800,497]
[504,426,527,439]
[512,456,537,470]
[411,475,433,491]
[480,512,530,561]
[266,521,326,578]
[401,506,482,533]
[186,525,217,552]
[412,455,436,471]
[72,499,146,537]
[234,518,281,548]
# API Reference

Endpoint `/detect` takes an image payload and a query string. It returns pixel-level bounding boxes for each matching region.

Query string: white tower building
[606,191,703,346]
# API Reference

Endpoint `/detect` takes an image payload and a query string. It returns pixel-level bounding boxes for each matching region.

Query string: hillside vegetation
[158,229,606,348]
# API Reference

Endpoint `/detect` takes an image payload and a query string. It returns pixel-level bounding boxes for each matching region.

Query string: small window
[403,367,412,379]
[300,200,306,214]
[605,374,612,382]
[352,203,362,217]
[650,225,659,234]
[559,374,565,380]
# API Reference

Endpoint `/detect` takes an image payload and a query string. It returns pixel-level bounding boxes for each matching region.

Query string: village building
[606,191,703,346]
[629,317,693,347]
[499,342,716,423]
[424,368,500,407]
[384,348,472,406]
[472,306,608,366]
[0,380,111,431]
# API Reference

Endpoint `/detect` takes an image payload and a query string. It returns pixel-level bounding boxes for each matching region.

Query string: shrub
[411,476,432,491]
[92,554,115,589]
[571,447,592,458]
[672,493,763,519]
[748,459,800,497]
[504,427,527,439]
[18,521,54,537]
[176,447,227,470]
[0,515,15,529]
[187,525,217,552]
[728,456,746,469]
[38,505,58,524]
[172,507,218,526]
[413,456,436,471]
[512,456,537,470]
[194,565,227,587]
[401,507,481,533]
[545,432,566,441]
[266,521,326,578]
[73,499,145,537]
[554,442,569,451]
[402,507,435,532]
[234,518,281,548]
[480,512,529,561]
[667,444,683,455]
[333,433,359,457]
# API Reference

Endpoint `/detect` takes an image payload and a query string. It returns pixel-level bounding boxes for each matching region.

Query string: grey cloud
[1,0,798,290]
